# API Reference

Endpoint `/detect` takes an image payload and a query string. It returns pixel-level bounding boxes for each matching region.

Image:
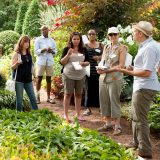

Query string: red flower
[65,10,71,16]
[48,0,57,6]
[55,23,61,27]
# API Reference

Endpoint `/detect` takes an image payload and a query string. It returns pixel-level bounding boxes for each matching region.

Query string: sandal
[113,128,122,136]
[78,116,86,122]
[47,98,55,104]
[98,124,113,132]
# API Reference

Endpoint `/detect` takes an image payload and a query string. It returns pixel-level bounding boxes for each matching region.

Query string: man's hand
[97,69,106,74]
[92,55,99,61]
[41,48,48,53]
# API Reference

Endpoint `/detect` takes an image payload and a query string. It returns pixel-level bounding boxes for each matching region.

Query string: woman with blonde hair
[11,35,38,111]
[97,27,128,135]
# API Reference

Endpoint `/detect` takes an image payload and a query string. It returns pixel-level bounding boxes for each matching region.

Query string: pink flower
[65,10,71,16]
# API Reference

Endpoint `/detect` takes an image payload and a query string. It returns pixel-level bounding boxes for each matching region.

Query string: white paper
[82,35,89,44]
[125,53,133,67]
[72,62,83,70]
[85,64,90,77]
[96,66,108,70]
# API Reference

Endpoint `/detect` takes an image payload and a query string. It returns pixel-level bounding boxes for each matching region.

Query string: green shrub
[0,73,6,90]
[0,30,20,55]
[0,90,30,111]
[14,2,28,34]
[149,104,160,130]
[0,55,12,80]
[0,109,135,159]
[22,0,41,37]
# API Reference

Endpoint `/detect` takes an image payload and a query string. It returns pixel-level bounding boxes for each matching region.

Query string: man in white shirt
[118,21,160,159]
[34,26,57,104]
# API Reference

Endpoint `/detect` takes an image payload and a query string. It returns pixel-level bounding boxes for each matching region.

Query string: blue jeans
[15,81,38,111]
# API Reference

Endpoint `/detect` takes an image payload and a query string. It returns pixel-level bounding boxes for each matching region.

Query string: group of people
[11,21,160,159]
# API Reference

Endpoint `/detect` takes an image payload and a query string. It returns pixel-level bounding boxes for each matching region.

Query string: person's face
[72,35,80,47]
[88,30,96,41]
[42,27,49,37]
[132,28,140,42]
[23,41,29,50]
[108,33,119,43]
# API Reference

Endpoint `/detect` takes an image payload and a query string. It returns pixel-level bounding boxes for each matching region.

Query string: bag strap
[13,69,18,81]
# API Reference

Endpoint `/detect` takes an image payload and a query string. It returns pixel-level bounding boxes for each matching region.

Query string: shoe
[138,151,152,159]
[83,108,92,116]
[124,142,138,150]
[47,98,55,104]
[98,124,113,132]
[113,128,122,136]
[78,116,86,122]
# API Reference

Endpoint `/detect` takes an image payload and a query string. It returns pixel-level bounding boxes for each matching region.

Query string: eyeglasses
[88,33,96,36]
[108,33,118,36]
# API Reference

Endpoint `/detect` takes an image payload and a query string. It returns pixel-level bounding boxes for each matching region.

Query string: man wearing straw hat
[118,21,160,159]
[34,25,57,104]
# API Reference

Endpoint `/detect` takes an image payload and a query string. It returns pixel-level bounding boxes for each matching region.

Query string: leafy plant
[22,0,41,37]
[51,76,64,99]
[0,30,20,55]
[0,109,135,159]
[0,90,30,111]
[14,2,28,34]
[148,104,160,130]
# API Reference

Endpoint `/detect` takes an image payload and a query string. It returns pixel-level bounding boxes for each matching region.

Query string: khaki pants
[132,89,157,156]
[99,79,123,118]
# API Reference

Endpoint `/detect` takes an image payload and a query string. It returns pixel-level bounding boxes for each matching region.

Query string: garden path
[38,89,160,160]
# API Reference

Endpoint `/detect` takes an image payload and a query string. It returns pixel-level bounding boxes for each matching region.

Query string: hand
[97,69,106,74]
[127,65,133,71]
[79,62,85,67]
[41,48,48,53]
[92,56,99,61]
[67,48,74,56]
[47,47,53,53]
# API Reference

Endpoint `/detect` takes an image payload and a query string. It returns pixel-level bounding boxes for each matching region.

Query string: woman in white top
[60,32,89,123]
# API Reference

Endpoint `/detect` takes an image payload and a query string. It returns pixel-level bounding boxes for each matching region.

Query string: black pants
[84,75,100,108]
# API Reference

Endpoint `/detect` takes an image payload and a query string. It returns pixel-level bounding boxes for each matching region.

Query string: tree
[14,2,28,34]
[22,0,41,37]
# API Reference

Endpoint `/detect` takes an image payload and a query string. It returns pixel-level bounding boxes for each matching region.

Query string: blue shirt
[34,35,57,66]
[133,37,160,92]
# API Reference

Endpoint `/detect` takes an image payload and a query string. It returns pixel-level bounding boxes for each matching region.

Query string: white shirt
[34,35,57,66]
[133,38,160,93]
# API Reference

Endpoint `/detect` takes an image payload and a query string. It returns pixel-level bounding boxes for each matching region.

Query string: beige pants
[99,79,123,118]
[132,89,157,156]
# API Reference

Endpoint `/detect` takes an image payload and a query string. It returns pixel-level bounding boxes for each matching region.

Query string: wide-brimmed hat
[133,21,153,36]
[108,27,119,34]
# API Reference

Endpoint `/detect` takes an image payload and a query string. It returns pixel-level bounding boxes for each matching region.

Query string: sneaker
[47,98,55,104]
[97,124,113,132]
[83,108,92,116]
[124,142,138,150]
[113,128,122,136]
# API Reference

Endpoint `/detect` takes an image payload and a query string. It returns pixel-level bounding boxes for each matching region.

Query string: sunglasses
[88,33,96,36]
[108,33,118,36]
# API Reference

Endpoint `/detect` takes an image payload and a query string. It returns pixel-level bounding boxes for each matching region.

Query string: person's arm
[11,53,22,70]
[34,38,47,56]
[60,47,72,66]
[48,39,57,55]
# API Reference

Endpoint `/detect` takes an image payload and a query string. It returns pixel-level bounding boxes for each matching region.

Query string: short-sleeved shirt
[133,37,160,93]
[100,43,128,83]
[85,43,103,76]
[61,47,89,80]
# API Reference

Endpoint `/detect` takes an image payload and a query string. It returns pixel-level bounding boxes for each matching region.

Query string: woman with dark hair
[60,32,89,122]
[83,29,103,116]
[11,35,38,111]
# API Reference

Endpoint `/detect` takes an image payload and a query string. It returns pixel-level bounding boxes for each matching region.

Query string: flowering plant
[51,76,64,99]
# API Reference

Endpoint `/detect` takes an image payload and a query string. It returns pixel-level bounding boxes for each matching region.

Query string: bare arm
[11,53,22,70]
